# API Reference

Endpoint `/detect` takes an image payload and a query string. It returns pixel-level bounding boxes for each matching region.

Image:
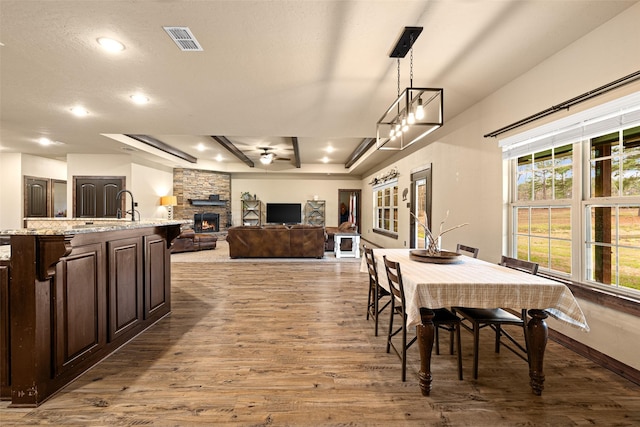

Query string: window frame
[372,179,399,238]
[508,125,640,298]
[510,144,576,277]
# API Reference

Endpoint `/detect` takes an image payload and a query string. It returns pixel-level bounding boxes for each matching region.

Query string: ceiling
[1,1,637,176]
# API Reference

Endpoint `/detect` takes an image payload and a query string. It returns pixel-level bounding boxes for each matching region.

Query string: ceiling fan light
[260,153,274,165]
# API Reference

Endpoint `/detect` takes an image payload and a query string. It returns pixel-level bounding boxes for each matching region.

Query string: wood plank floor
[2,257,640,426]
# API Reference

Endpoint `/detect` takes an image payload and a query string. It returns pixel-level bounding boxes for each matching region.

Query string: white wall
[21,154,67,181]
[0,153,68,229]
[132,163,174,219]
[359,3,640,370]
[0,153,23,229]
[232,174,361,227]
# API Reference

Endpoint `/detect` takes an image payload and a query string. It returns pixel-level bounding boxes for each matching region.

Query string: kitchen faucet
[116,189,137,221]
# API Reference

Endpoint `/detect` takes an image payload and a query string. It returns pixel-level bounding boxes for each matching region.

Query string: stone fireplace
[173,169,231,231]
[194,213,219,233]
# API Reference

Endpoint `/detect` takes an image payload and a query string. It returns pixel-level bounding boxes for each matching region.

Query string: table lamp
[160,195,177,219]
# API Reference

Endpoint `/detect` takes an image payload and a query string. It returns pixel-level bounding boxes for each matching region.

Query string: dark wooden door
[74,177,124,218]
[25,177,49,217]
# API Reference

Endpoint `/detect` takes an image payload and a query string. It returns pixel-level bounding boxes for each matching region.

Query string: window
[512,145,573,275]
[509,123,640,294]
[515,206,572,274]
[373,180,398,236]
[586,126,640,291]
[590,127,640,198]
[585,205,640,291]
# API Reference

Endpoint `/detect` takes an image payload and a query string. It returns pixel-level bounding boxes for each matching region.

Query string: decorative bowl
[409,249,462,264]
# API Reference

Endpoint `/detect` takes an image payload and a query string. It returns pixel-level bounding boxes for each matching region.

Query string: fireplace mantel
[189,199,227,206]
[188,194,228,206]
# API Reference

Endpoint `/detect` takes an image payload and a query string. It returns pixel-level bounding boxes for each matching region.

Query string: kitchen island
[0,219,183,407]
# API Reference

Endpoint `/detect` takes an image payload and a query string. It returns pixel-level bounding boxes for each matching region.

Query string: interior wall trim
[549,329,640,386]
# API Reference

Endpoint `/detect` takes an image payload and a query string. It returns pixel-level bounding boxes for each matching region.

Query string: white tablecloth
[361,248,589,331]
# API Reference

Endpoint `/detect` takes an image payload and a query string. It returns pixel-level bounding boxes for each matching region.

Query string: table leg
[417,307,435,396]
[526,309,548,396]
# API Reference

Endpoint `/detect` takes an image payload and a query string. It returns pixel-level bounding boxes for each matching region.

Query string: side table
[334,233,361,258]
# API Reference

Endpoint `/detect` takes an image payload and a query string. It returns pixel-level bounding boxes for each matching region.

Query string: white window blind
[499,91,640,159]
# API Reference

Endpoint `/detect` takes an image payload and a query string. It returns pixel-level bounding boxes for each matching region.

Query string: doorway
[410,167,432,249]
[337,189,361,230]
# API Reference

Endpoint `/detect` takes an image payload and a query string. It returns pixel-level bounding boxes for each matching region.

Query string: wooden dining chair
[452,255,539,379]
[364,246,391,336]
[383,255,463,382]
[456,243,479,258]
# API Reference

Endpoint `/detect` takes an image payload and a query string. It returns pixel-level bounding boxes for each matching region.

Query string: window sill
[538,272,640,318]
[372,229,398,239]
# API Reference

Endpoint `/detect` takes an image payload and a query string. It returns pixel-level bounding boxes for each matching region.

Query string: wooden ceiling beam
[211,136,255,168]
[291,137,301,168]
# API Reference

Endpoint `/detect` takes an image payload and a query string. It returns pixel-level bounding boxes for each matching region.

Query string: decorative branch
[410,210,469,255]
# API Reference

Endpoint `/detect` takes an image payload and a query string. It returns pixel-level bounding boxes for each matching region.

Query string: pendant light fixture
[376,27,444,151]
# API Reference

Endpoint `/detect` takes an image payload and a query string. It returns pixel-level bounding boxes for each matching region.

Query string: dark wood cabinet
[0,223,179,406]
[54,242,106,374]
[0,261,10,399]
[74,177,124,218]
[25,177,49,217]
[108,237,143,340]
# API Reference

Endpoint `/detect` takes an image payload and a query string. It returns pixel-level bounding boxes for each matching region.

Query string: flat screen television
[266,203,302,224]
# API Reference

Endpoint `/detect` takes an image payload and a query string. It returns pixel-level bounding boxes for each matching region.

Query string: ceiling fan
[259,147,290,165]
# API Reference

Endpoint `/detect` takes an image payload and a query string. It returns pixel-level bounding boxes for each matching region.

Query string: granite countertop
[0,219,189,261]
[0,219,188,237]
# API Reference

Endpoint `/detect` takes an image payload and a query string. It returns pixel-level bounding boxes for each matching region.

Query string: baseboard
[549,329,640,386]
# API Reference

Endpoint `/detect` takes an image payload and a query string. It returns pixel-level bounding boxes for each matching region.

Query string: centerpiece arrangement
[409,210,468,264]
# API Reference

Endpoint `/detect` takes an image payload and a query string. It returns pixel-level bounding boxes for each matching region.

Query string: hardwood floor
[2,258,639,426]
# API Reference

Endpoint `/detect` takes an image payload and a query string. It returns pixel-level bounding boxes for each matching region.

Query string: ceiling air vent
[163,26,203,51]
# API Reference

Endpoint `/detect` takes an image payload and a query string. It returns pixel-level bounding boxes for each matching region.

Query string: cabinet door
[25,177,49,217]
[74,177,124,218]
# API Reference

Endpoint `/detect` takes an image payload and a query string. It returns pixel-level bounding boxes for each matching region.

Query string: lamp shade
[160,195,177,206]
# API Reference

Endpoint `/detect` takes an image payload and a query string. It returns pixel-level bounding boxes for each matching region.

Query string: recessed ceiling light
[39,137,52,146]
[321,156,329,163]
[130,94,150,105]
[326,146,334,153]
[215,154,223,162]
[196,143,206,152]
[70,106,89,117]
[97,37,125,52]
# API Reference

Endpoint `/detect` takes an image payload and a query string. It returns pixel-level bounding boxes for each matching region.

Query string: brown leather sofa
[227,224,326,258]
[170,229,218,253]
[325,222,357,252]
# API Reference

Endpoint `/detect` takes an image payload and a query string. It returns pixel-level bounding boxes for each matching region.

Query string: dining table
[360,248,589,396]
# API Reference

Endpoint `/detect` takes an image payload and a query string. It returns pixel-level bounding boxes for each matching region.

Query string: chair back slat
[383,255,405,305]
[456,243,479,258]
[500,255,539,275]
[363,246,379,284]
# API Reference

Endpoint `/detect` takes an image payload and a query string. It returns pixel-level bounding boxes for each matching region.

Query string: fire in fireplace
[194,213,219,233]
